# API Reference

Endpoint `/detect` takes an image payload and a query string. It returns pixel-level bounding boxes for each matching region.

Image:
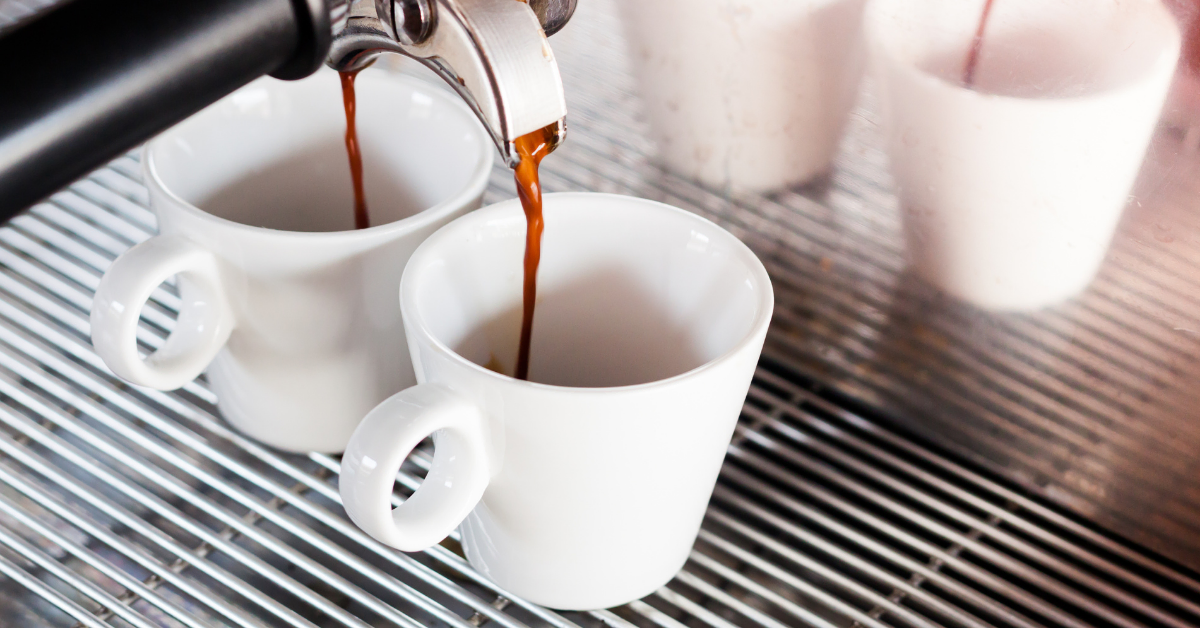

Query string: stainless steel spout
[328,0,570,166]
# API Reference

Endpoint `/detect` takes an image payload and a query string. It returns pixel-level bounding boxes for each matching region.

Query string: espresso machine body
[0,0,574,220]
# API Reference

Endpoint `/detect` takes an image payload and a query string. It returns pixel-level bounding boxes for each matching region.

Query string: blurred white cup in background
[867,0,1181,311]
[615,0,868,192]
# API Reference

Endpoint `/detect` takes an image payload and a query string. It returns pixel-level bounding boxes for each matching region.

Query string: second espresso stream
[338,71,557,378]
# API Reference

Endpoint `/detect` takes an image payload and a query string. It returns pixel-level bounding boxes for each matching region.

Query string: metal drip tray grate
[0,152,1196,627]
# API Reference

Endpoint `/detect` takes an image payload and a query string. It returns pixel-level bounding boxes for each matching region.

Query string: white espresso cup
[90,70,493,453]
[615,0,869,192]
[867,0,1181,310]
[339,193,774,610]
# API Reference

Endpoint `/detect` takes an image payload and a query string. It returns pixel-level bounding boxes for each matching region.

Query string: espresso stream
[962,0,997,86]
[337,71,556,379]
[512,125,558,381]
[339,70,371,230]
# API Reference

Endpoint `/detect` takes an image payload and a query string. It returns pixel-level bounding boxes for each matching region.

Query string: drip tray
[0,151,1194,628]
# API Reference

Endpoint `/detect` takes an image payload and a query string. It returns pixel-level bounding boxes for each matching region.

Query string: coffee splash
[512,124,559,381]
[339,69,371,230]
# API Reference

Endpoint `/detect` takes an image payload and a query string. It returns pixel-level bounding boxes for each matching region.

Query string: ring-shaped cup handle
[91,235,234,390]
[340,384,491,551]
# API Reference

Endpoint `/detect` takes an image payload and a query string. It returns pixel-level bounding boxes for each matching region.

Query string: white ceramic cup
[615,0,868,192]
[90,70,493,453]
[339,193,774,609]
[867,0,1181,310]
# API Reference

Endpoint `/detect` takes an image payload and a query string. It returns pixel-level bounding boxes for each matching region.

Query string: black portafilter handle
[0,0,332,220]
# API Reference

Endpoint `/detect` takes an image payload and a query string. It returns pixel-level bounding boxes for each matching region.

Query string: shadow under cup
[409,194,766,387]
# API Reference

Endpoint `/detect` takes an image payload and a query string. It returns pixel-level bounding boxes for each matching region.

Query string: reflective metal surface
[2,0,1200,625]
[0,0,56,35]
[528,0,579,37]
[329,0,569,166]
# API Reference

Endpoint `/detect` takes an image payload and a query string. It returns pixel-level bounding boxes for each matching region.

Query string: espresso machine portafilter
[329,0,570,167]
[0,0,574,220]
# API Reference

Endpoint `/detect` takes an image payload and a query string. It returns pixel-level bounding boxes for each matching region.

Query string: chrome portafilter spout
[328,0,573,167]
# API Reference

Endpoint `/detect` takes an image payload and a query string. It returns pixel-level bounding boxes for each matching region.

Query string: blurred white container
[615,0,868,192]
[867,0,1181,311]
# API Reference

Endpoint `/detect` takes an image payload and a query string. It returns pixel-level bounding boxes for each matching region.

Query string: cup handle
[340,384,491,552]
[90,235,234,390]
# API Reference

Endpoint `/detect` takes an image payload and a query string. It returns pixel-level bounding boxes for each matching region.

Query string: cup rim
[400,192,775,394]
[864,0,1182,103]
[142,71,494,243]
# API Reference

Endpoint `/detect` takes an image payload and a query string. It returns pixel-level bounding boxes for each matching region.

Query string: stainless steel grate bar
[0,551,114,628]
[0,413,342,627]
[0,440,316,627]
[746,373,1200,615]
[0,376,457,628]
[622,600,686,628]
[721,443,1138,628]
[652,586,741,628]
[0,462,276,628]
[705,500,1016,628]
[752,362,1200,600]
[0,489,216,628]
[0,0,56,34]
[694,523,903,628]
[670,570,792,628]
[0,349,483,628]
[738,413,1193,628]
[0,521,165,628]
[684,548,846,628]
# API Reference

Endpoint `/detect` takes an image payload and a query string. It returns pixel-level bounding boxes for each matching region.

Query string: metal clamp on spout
[328,0,571,166]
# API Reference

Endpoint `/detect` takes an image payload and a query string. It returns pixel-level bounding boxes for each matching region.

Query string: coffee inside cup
[149,73,488,233]
[190,137,426,232]
[453,268,713,387]
[408,197,765,388]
